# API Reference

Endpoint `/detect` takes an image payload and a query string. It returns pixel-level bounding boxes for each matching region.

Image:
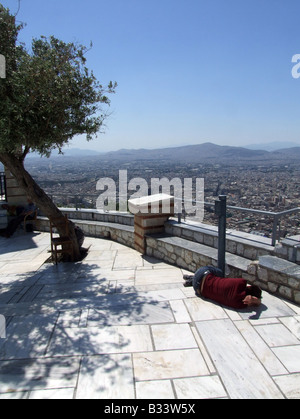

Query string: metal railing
[224,204,300,246]
[0,172,7,202]
[180,199,300,247]
[48,192,300,247]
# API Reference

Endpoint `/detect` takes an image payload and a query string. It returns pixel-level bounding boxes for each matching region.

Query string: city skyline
[2,0,300,152]
[23,154,300,239]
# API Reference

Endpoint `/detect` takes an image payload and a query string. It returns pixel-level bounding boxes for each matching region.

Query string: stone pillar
[128,194,174,254]
[5,168,28,207]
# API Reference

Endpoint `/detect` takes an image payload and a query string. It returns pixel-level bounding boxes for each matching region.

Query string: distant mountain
[25,142,300,163]
[27,148,103,158]
[100,142,273,163]
[272,146,300,159]
[62,148,103,157]
[245,141,300,152]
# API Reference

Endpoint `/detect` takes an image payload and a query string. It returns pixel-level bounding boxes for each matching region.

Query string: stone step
[274,235,300,264]
[165,220,273,261]
[146,234,250,277]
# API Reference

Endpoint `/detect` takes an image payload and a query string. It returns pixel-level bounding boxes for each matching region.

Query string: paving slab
[133,349,210,381]
[0,232,300,399]
[0,313,58,359]
[272,346,300,373]
[76,354,135,399]
[151,323,198,351]
[196,319,285,399]
[135,380,175,399]
[0,357,80,393]
[173,376,227,399]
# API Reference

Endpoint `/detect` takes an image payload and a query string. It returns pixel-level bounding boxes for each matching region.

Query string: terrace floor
[0,231,300,399]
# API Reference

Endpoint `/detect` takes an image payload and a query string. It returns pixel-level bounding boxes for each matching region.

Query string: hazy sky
[2,0,300,151]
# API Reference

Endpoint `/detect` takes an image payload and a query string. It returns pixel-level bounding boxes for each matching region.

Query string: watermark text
[0,315,6,339]
[96,170,204,221]
[292,54,300,79]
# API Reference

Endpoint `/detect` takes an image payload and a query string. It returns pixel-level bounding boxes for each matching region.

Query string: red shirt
[201,274,248,309]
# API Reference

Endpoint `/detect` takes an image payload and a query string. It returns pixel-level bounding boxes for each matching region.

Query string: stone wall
[5,169,28,207]
[145,235,249,278]
[145,234,300,305]
[274,236,300,264]
[59,208,134,227]
[246,257,300,304]
[38,216,135,250]
[165,220,273,261]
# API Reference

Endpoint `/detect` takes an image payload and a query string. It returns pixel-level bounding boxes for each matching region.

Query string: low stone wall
[274,235,300,264]
[38,216,135,250]
[145,234,300,305]
[165,220,273,261]
[59,208,134,227]
[246,256,300,304]
[145,235,250,278]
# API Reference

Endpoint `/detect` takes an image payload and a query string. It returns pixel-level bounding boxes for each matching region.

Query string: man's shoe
[183,278,193,287]
[183,274,194,280]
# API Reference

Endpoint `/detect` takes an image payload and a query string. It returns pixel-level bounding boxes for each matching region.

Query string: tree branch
[20,145,30,162]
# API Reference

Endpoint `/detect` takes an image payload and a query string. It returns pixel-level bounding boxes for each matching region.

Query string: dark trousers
[184,266,224,294]
[3,213,35,237]
[5,215,26,237]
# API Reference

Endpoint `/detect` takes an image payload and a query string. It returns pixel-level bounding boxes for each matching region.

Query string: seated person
[0,199,37,238]
[183,265,262,309]
[74,223,86,260]
[71,221,85,249]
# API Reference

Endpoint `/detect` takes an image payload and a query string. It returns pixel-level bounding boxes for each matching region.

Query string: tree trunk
[0,152,81,261]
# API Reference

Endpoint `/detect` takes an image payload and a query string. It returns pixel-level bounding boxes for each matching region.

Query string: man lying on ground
[183,266,262,309]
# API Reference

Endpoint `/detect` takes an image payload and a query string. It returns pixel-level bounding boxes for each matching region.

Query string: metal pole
[272,215,279,247]
[215,195,227,277]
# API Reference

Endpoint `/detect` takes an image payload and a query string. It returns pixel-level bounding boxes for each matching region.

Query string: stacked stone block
[128,194,174,254]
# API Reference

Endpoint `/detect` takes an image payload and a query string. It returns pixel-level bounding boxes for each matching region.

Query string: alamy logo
[292,54,300,79]
[0,315,6,339]
[96,170,204,221]
[0,55,6,79]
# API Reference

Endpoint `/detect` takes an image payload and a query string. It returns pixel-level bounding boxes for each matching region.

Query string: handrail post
[272,215,279,247]
[215,195,227,277]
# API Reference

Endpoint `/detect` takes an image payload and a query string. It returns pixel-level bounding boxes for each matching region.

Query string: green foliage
[0,5,116,159]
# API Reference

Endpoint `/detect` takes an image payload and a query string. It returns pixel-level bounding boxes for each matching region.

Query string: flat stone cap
[129,194,174,215]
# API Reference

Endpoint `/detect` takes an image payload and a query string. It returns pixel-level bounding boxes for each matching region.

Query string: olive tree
[0,5,116,260]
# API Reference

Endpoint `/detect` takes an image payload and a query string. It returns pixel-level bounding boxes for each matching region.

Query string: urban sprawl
[25,155,300,240]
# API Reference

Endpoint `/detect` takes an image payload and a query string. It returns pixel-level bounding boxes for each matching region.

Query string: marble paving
[0,232,300,399]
